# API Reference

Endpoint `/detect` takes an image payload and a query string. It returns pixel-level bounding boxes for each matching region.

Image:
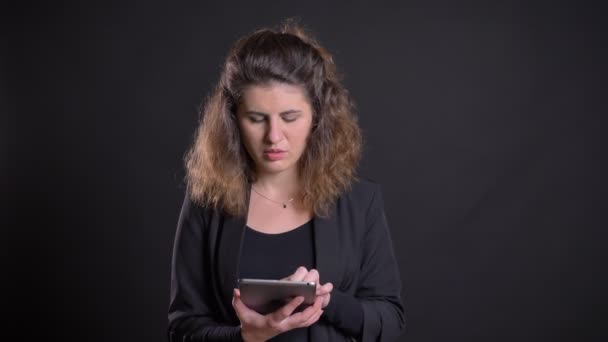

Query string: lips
[263,149,287,161]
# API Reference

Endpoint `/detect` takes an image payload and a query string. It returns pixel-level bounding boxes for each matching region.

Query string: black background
[4,1,607,341]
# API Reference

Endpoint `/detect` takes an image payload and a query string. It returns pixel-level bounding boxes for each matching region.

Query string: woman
[168,20,405,341]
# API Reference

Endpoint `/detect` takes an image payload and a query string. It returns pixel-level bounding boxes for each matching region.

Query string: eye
[248,115,265,123]
[281,114,299,122]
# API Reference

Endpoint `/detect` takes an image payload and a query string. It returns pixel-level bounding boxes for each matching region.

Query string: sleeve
[356,185,406,341]
[322,289,364,338]
[322,185,405,340]
[167,195,244,342]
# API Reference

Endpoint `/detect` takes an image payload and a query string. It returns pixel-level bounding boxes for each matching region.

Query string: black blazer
[168,179,405,341]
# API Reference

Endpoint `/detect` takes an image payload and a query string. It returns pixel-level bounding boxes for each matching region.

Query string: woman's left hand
[285,266,333,309]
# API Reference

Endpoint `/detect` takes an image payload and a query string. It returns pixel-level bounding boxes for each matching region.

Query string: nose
[265,117,284,144]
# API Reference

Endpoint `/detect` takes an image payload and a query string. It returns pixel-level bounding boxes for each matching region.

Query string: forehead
[239,82,311,112]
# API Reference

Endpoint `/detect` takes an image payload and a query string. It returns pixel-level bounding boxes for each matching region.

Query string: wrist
[240,329,252,342]
[240,328,264,342]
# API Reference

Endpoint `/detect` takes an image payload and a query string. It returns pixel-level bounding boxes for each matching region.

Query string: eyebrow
[244,110,302,116]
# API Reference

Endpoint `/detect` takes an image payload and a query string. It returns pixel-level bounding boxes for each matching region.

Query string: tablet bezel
[238,278,317,315]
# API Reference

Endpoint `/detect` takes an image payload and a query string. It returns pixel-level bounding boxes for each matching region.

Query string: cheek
[293,129,312,150]
[238,124,258,147]
[242,135,259,155]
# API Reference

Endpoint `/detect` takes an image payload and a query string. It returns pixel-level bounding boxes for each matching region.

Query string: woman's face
[237,82,313,178]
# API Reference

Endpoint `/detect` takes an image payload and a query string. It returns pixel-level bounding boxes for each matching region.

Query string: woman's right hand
[232,288,324,342]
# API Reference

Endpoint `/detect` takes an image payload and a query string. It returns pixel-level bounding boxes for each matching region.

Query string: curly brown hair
[185,19,362,217]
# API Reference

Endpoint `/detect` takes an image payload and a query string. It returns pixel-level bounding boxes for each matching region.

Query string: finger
[282,297,323,329]
[231,288,239,308]
[291,295,322,320]
[312,295,324,310]
[272,296,305,321]
[321,293,331,308]
[232,289,258,318]
[283,298,322,327]
[232,289,246,312]
[303,269,319,283]
[302,308,324,327]
[289,296,324,327]
[316,282,333,296]
[288,266,309,281]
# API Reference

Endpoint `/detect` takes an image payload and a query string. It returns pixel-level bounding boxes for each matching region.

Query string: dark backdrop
[4,1,607,341]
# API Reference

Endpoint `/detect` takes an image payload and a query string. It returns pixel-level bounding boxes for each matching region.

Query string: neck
[253,170,301,199]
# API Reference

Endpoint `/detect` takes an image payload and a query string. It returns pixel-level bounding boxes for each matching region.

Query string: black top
[239,221,315,280]
[239,220,314,342]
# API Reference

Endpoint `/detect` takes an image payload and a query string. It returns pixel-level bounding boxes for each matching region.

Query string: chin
[262,166,290,175]
[258,162,296,175]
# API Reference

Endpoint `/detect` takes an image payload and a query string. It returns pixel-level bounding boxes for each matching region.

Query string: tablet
[238,278,316,315]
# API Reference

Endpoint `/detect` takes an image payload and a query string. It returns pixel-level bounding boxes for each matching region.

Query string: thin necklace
[251,186,295,209]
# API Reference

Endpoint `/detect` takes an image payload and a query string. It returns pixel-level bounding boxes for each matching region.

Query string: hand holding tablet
[233,268,334,341]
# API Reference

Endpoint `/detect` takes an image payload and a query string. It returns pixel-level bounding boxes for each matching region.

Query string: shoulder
[180,192,227,223]
[336,176,385,216]
[331,177,388,237]
[342,176,383,202]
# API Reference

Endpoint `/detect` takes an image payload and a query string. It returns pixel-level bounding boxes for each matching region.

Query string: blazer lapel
[216,213,245,317]
[313,204,343,288]
[216,188,250,322]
